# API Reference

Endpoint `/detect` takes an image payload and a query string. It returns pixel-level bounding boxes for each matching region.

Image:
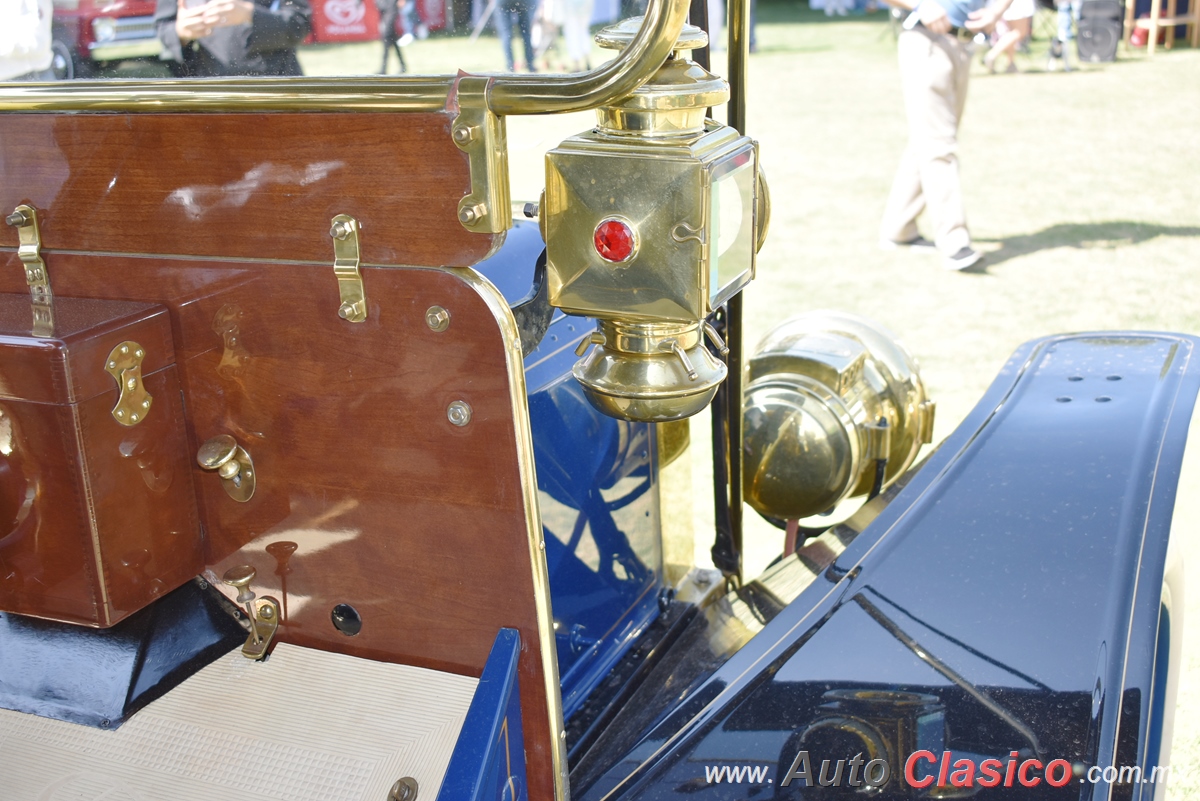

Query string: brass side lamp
[543,18,763,422]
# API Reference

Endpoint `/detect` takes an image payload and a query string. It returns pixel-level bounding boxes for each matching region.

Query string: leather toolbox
[0,294,201,627]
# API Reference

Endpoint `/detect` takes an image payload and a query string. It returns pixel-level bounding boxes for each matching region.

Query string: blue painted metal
[437,628,528,801]
[474,222,665,721]
[575,333,1200,800]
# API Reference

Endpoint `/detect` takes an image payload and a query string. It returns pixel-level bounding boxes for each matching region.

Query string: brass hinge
[105,341,153,426]
[330,214,367,323]
[453,77,512,236]
[6,205,53,337]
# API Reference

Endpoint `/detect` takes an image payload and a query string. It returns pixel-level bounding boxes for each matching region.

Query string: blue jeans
[493,0,537,71]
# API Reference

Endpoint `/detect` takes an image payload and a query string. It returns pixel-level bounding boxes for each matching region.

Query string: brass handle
[486,0,689,115]
[197,435,256,502]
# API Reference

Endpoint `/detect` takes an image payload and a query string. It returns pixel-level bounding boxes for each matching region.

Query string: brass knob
[198,435,238,471]
[197,435,256,502]
[223,564,262,645]
[223,565,257,604]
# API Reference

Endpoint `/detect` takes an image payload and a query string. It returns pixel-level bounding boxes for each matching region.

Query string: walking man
[880,0,1011,271]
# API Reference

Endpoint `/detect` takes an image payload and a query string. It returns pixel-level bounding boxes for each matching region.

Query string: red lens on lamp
[594,219,635,263]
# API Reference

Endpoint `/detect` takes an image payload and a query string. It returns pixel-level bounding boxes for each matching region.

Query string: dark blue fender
[581,333,1200,800]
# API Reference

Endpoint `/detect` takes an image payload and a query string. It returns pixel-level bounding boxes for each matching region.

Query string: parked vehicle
[0,0,1192,799]
[50,0,161,79]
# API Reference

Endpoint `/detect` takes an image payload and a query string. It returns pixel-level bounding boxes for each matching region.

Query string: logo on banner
[323,0,366,27]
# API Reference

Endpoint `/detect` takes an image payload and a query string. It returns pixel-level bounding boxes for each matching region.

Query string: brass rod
[0,0,688,116]
[486,0,689,115]
[0,78,457,113]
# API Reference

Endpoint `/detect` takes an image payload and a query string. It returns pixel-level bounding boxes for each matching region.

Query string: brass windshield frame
[0,0,687,116]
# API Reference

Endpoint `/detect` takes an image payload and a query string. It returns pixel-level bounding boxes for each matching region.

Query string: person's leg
[395,38,407,72]
[518,1,538,71]
[380,6,398,73]
[881,144,926,245]
[494,7,516,70]
[881,29,934,246]
[902,30,972,255]
[1000,16,1029,68]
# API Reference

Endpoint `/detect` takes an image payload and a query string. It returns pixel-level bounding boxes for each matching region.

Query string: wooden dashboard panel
[0,112,494,267]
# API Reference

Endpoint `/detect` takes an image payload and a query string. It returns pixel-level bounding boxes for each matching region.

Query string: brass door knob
[197,435,256,502]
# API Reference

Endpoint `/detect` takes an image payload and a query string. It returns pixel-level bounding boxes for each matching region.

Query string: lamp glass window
[708,149,756,309]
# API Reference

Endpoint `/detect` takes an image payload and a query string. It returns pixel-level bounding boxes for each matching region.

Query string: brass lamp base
[573,320,726,422]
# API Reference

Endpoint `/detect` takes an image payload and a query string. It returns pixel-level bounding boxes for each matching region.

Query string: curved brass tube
[486,0,689,115]
[0,0,688,115]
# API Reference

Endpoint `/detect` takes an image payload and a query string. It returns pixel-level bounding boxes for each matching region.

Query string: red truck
[50,0,162,79]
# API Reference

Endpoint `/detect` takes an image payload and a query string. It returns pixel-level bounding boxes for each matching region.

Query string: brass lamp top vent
[593,17,729,138]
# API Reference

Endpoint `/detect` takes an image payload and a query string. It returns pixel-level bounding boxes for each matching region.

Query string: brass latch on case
[222,565,279,660]
[6,204,53,337]
[330,214,367,323]
[105,341,153,426]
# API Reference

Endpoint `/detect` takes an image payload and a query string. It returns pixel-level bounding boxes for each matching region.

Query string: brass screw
[259,604,275,620]
[330,220,352,240]
[338,302,355,319]
[5,210,28,227]
[447,400,472,427]
[452,125,474,145]
[425,306,450,332]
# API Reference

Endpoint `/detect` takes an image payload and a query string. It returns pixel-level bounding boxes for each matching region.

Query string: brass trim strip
[0,0,686,117]
[0,78,456,113]
[449,265,568,801]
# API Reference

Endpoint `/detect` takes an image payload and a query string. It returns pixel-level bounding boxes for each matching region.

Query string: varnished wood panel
[0,253,556,801]
[0,113,495,267]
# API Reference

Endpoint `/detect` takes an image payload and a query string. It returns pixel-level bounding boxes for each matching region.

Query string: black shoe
[945,246,984,271]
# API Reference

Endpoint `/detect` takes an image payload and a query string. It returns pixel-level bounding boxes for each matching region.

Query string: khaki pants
[880,26,974,255]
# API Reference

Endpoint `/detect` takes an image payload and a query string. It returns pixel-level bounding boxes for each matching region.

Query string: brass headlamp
[543,18,762,422]
[742,312,937,521]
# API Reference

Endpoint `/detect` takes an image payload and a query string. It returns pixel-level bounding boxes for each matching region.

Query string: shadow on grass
[976,221,1200,269]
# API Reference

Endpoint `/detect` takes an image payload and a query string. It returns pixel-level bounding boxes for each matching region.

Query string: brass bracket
[917,399,937,445]
[330,214,367,323]
[105,341,153,427]
[6,204,53,337]
[864,418,893,462]
[242,596,281,659]
[453,78,512,235]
